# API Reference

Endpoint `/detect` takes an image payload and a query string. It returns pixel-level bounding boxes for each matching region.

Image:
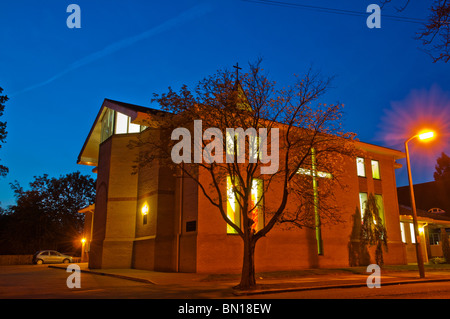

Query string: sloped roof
[77,98,165,166]
[399,204,450,228]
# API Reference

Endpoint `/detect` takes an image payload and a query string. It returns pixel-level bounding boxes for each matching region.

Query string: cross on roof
[233,62,242,80]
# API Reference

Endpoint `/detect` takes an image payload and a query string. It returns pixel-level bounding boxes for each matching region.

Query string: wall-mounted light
[418,226,424,235]
[141,204,149,215]
[141,203,149,225]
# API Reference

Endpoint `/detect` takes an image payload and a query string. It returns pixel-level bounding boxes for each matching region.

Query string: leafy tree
[0,86,8,177]
[134,61,356,289]
[360,193,388,266]
[0,172,96,254]
[434,152,450,181]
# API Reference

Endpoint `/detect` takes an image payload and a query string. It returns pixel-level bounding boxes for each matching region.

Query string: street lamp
[404,130,435,279]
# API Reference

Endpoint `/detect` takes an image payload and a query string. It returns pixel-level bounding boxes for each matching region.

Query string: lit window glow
[115,112,128,134]
[409,223,416,244]
[371,160,380,179]
[128,117,141,133]
[250,179,264,232]
[400,222,406,243]
[100,109,146,137]
[374,194,385,225]
[226,176,240,234]
[359,192,368,220]
[356,157,366,177]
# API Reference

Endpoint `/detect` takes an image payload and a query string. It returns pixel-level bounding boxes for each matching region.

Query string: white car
[32,250,73,264]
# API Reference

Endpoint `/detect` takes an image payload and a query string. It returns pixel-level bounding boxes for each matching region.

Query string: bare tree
[132,61,356,289]
[382,0,450,63]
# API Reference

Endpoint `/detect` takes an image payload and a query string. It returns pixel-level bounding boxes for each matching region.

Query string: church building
[78,98,408,273]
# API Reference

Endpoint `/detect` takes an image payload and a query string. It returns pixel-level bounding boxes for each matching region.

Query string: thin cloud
[11,3,212,97]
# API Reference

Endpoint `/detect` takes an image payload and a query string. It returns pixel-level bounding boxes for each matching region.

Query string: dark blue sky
[1,0,449,207]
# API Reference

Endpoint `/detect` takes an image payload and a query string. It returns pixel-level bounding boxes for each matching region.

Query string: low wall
[0,255,81,265]
[0,255,33,265]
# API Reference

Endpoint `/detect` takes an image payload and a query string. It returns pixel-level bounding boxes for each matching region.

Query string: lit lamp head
[418,131,435,141]
[81,238,86,244]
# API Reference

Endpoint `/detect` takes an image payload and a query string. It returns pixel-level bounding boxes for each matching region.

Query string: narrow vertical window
[400,222,406,243]
[409,223,416,244]
[359,192,368,220]
[371,160,380,179]
[356,157,366,177]
[250,178,264,232]
[100,108,114,142]
[226,176,240,234]
[374,194,385,225]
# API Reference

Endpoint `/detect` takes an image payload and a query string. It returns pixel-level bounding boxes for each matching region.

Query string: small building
[77,98,408,273]
[398,205,450,263]
[397,179,450,263]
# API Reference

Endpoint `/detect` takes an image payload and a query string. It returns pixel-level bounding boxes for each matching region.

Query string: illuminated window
[226,176,241,234]
[128,116,141,133]
[250,178,264,232]
[371,160,380,179]
[226,176,264,234]
[400,222,407,243]
[112,110,147,135]
[356,157,366,177]
[115,111,128,134]
[409,223,416,244]
[374,194,385,225]
[359,192,368,220]
[100,108,114,143]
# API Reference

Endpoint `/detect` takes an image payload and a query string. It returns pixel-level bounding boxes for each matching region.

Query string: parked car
[32,250,73,265]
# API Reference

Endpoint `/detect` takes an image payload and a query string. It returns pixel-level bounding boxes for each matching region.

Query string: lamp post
[81,237,86,262]
[404,131,435,279]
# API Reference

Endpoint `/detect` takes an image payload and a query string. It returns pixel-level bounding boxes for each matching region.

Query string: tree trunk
[237,236,256,290]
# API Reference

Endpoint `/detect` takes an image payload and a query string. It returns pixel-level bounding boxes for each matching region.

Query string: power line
[242,0,428,24]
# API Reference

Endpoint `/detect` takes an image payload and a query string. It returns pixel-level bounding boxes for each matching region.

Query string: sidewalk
[50,263,450,296]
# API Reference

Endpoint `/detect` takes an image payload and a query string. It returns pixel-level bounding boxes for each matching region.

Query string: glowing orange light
[81,238,86,244]
[418,131,435,141]
[141,204,149,215]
